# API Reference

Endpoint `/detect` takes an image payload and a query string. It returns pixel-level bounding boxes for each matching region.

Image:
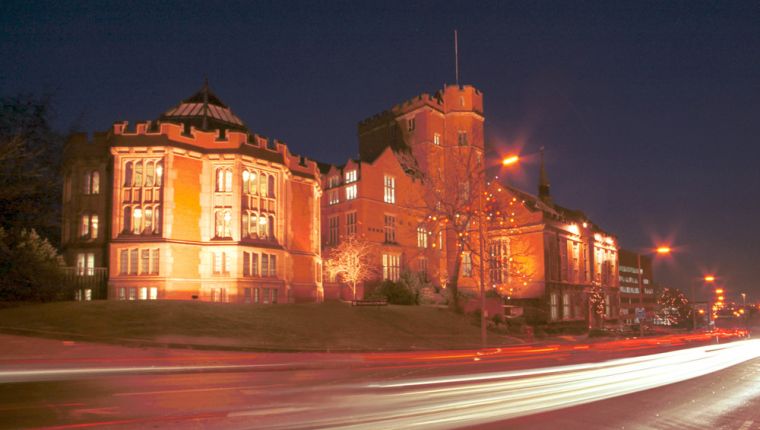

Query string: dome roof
[159,81,247,133]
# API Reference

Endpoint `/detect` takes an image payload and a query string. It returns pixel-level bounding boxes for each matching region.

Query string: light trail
[253,339,760,429]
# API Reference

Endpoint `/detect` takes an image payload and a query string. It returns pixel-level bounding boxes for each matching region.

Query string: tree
[409,142,486,310]
[0,227,70,301]
[588,285,606,328]
[324,236,378,300]
[657,287,691,327]
[0,94,64,242]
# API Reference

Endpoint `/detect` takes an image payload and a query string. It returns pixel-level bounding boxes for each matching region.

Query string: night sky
[2,1,758,301]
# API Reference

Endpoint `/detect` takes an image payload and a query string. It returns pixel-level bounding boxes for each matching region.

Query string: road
[0,331,757,429]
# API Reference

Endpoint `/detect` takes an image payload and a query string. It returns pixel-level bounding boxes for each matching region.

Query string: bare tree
[324,236,378,301]
[407,143,487,310]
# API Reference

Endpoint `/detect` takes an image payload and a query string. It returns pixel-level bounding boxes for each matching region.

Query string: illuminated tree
[657,287,690,326]
[324,236,378,301]
[588,285,606,327]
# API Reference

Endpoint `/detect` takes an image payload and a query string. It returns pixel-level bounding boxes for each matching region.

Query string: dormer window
[345,170,357,184]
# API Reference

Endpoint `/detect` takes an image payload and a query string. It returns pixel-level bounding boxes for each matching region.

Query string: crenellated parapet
[110,120,319,180]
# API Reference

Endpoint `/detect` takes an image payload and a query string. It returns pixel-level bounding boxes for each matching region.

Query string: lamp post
[479,155,519,347]
[638,246,670,337]
[694,275,715,331]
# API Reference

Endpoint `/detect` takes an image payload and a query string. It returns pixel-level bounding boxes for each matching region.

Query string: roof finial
[539,146,552,205]
[201,76,209,130]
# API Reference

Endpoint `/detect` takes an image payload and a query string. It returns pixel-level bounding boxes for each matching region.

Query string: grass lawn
[0,301,517,351]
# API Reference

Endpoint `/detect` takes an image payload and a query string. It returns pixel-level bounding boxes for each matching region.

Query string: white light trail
[259,339,760,429]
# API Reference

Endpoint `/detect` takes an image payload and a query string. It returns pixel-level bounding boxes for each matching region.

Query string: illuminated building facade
[618,249,654,325]
[61,84,323,303]
[486,156,620,327]
[320,85,485,296]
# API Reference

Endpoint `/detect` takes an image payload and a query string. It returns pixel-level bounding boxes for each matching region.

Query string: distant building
[486,153,620,328]
[61,83,323,303]
[319,84,485,296]
[618,249,655,325]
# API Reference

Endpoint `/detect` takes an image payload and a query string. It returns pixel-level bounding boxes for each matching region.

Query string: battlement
[110,121,318,179]
[358,84,484,130]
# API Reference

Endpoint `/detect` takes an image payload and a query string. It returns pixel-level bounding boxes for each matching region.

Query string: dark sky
[2,1,758,302]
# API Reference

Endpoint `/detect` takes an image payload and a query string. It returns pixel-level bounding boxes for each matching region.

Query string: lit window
[91,215,98,239]
[563,293,571,319]
[75,253,95,276]
[383,175,395,204]
[346,184,357,200]
[434,133,441,145]
[382,254,400,281]
[407,117,415,131]
[258,215,267,239]
[328,189,339,205]
[417,227,428,248]
[215,210,232,238]
[80,215,90,237]
[140,249,150,275]
[550,293,559,321]
[83,172,91,194]
[128,287,136,301]
[145,162,155,187]
[134,161,143,187]
[216,167,232,192]
[118,287,126,300]
[462,253,472,277]
[91,171,100,194]
[328,175,340,188]
[139,287,147,300]
[345,170,357,184]
[149,287,157,300]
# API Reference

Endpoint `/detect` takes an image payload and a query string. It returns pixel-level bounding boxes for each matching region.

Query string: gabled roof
[159,82,247,133]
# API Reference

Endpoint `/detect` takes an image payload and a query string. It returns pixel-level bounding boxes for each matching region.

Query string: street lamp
[638,246,671,337]
[693,275,715,330]
[479,154,519,347]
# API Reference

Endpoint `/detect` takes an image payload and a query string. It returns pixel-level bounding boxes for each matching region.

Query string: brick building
[61,84,323,303]
[485,155,620,327]
[319,84,485,296]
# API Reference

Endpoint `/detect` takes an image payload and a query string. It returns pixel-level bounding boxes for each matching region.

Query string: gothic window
[267,175,275,198]
[124,162,133,186]
[134,161,143,187]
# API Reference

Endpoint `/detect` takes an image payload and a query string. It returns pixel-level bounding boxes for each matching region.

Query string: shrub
[372,280,418,305]
[0,228,71,302]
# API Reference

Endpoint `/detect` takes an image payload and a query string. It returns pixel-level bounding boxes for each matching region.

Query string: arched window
[224,169,232,192]
[156,161,164,186]
[250,171,258,195]
[123,206,132,233]
[260,173,268,197]
[134,161,143,187]
[242,212,249,237]
[124,162,133,186]
[215,168,223,192]
[91,215,98,239]
[132,207,142,234]
[91,171,100,194]
[215,210,224,237]
[267,175,275,198]
[258,215,267,238]
[153,205,160,234]
[145,162,155,187]
[83,172,91,194]
[144,207,153,232]
[223,210,232,237]
[268,215,275,240]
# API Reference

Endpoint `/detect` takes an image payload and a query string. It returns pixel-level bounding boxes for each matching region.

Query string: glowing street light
[479,154,520,347]
[704,275,715,282]
[638,244,672,336]
[501,155,519,166]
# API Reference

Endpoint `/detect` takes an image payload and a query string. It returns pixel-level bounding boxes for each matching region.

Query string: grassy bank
[0,301,517,351]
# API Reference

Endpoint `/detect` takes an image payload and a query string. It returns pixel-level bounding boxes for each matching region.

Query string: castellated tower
[334,84,486,294]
